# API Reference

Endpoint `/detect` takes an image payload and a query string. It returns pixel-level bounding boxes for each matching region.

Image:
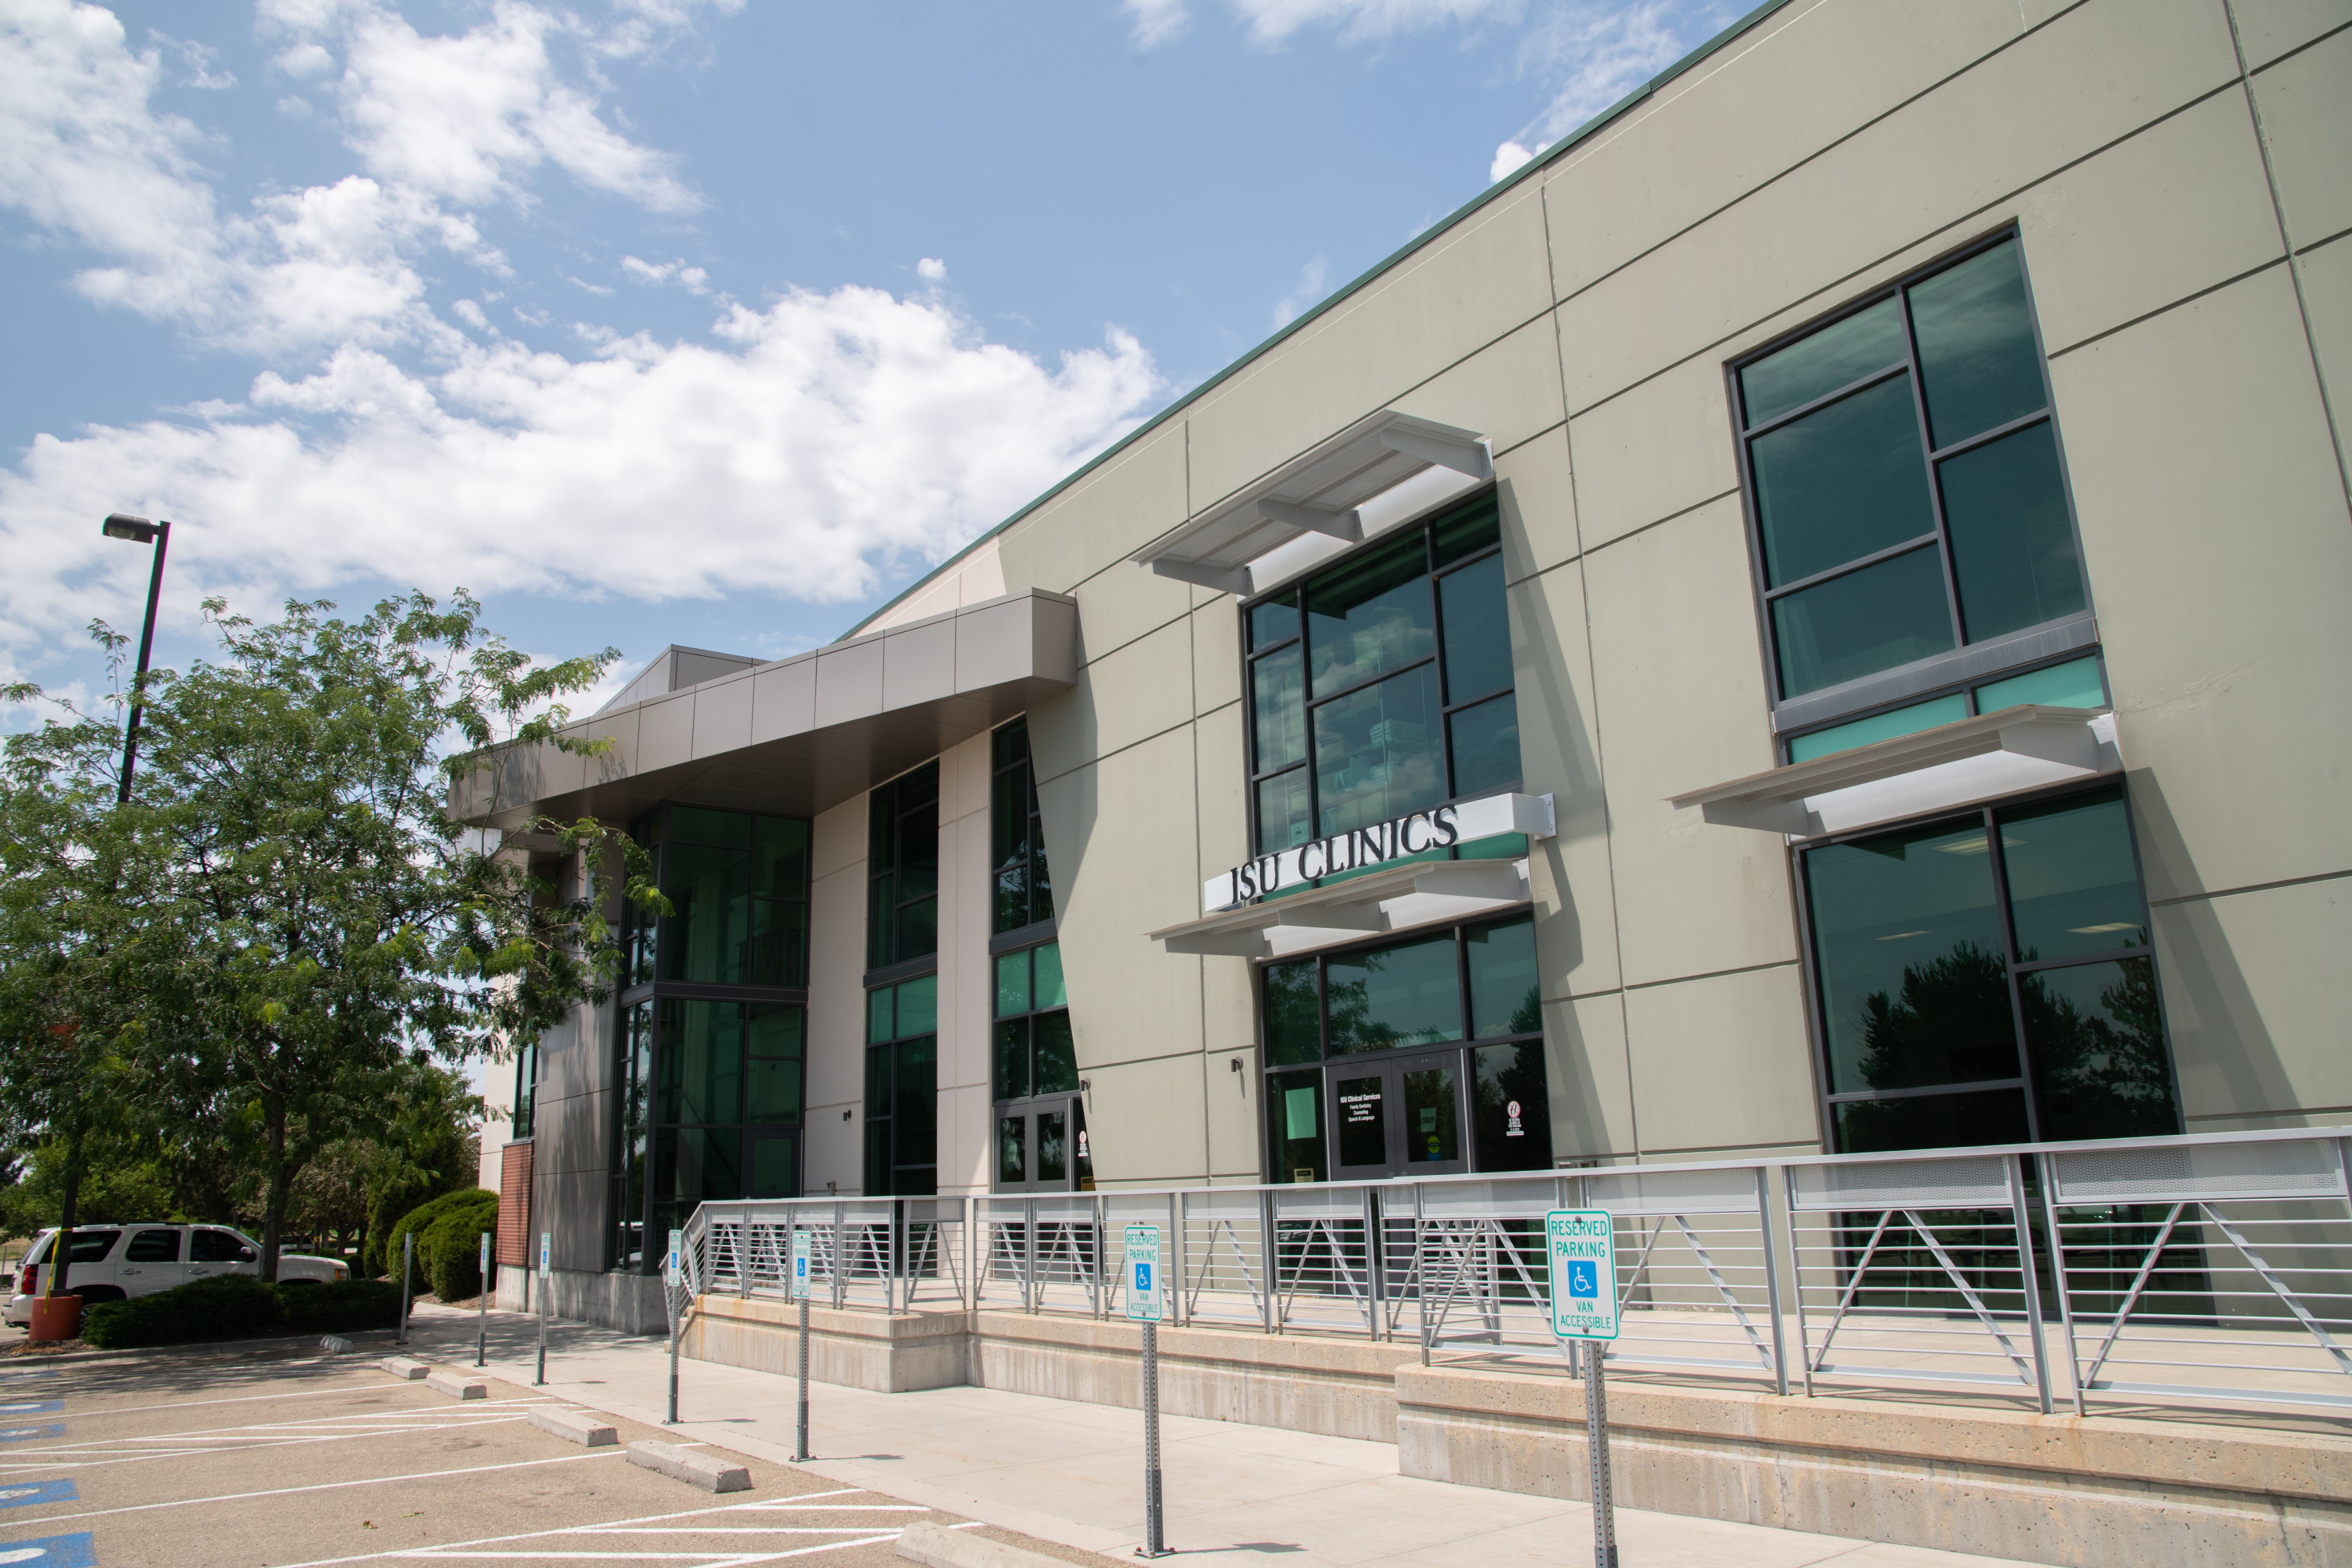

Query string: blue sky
[1,0,1731,724]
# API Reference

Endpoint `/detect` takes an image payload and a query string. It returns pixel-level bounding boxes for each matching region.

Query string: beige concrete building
[471,0,2351,1328]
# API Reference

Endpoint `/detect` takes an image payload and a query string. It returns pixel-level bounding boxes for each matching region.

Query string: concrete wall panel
[749,656,816,744]
[2252,26,2352,245]
[1186,186,1554,511]
[1084,1050,1209,1187]
[1031,619,1194,788]
[2019,89,2283,354]
[2233,0,2352,68]
[814,637,885,729]
[1543,0,2024,300]
[2052,269,2352,899]
[1563,352,1741,556]
[1624,964,1819,1157]
[1492,424,1575,583]
[1509,560,1621,1001]
[2158,876,2352,1127]
[689,672,753,760]
[1543,993,1636,1163]
[637,692,693,774]
[1555,0,2240,413]
[995,423,1190,598]
[1191,603,1241,720]
[806,795,868,1194]
[881,617,957,711]
[1388,315,1568,464]
[1583,497,1793,989]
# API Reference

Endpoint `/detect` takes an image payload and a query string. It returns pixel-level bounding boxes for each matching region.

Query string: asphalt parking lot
[0,1338,1053,1568]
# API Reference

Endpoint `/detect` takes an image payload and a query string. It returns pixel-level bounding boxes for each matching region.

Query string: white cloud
[622,255,711,293]
[1124,0,1192,48]
[1272,256,1329,329]
[1507,0,1727,147]
[1489,139,1534,182]
[916,257,947,283]
[315,2,702,213]
[1221,0,1515,47]
[272,40,337,76]
[0,287,1162,646]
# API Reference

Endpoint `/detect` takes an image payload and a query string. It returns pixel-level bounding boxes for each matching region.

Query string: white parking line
[397,1540,904,1564]
[21,1445,624,1524]
[271,1491,922,1568]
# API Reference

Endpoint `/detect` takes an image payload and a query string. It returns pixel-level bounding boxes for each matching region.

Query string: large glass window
[1260,914,1551,1180]
[865,975,937,1196]
[610,803,810,1269]
[868,763,940,971]
[1736,235,2088,708]
[992,940,1091,1191]
[512,1042,538,1140]
[1803,782,2177,1152]
[1243,493,1522,858]
[991,719,1054,936]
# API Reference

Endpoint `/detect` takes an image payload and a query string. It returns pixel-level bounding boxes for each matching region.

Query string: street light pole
[100,514,171,804]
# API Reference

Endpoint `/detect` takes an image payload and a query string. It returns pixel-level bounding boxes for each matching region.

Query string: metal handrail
[676,1125,2351,1423]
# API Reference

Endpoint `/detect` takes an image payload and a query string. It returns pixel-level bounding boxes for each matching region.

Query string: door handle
[120,1269,139,1276]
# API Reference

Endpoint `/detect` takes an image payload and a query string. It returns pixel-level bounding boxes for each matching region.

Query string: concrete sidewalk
[398,1303,2032,1568]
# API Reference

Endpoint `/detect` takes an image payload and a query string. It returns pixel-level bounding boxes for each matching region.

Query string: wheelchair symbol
[1134,1262,1153,1295]
[1567,1260,1598,1299]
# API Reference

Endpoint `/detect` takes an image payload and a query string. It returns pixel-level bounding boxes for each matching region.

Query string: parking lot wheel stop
[626,1439,751,1492]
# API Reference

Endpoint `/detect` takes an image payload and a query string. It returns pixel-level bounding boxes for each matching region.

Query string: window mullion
[1760,532,1943,601]
[1900,289,1969,653]
[1977,803,2046,1144]
[1738,355,1911,437]
[1926,406,2054,462]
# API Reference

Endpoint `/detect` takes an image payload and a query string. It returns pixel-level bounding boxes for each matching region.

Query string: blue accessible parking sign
[1545,1209,1619,1340]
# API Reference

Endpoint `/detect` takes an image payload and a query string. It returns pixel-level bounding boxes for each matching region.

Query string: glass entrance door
[1328,1052,1468,1179]
[995,1095,1083,1191]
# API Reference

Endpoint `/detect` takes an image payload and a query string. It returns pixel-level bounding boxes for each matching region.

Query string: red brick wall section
[497,1142,533,1268]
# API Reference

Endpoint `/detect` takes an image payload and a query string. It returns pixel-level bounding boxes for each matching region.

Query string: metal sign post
[664,1228,684,1425]
[1125,1223,1169,1559]
[1546,1209,1620,1568]
[534,1231,550,1386]
[397,1233,413,1345]
[792,1228,813,1462]
[476,1231,490,1367]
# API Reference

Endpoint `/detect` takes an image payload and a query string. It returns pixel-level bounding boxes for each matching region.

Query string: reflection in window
[991,939,1083,1190]
[1327,934,1462,1052]
[1737,235,2086,706]
[869,763,940,970]
[1802,783,2176,1152]
[1245,493,1521,860]
[991,719,1053,934]
[864,981,937,1197]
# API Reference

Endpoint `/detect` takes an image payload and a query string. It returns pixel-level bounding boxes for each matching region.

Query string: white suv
[4,1224,348,1324]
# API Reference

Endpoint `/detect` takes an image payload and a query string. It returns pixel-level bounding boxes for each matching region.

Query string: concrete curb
[626,1439,750,1492]
[425,1369,488,1399]
[894,1521,1061,1568]
[380,1356,429,1381]
[530,1408,618,1447]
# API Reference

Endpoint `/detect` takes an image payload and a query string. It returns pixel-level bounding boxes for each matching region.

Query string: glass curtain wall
[610,805,810,1271]
[868,763,940,971]
[512,1042,539,1139]
[1736,232,2095,735]
[993,941,1092,1190]
[1804,782,2178,1152]
[991,719,1052,936]
[1263,914,1551,1181]
[1242,493,1524,868]
[866,976,938,1196]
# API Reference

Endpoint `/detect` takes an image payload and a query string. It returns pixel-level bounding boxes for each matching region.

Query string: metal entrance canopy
[1131,410,1492,596]
[1670,703,2120,839]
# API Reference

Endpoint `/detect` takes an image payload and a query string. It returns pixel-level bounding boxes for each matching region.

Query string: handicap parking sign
[1545,1209,1619,1341]
[1124,1224,1163,1323]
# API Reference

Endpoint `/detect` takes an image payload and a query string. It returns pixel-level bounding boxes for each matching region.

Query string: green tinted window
[749,1004,801,1057]
[895,974,937,1038]
[1771,545,1955,697]
[1786,694,1968,763]
[995,1020,1029,1100]
[1447,694,1521,798]
[669,806,750,847]
[1834,1087,2030,1155]
[868,987,893,1045]
[1264,960,1320,1065]
[1939,422,2085,643]
[1465,917,1540,1039]
[1472,1040,1552,1171]
[1327,934,1463,1053]
[753,817,809,897]
[1750,376,1937,587]
[1312,664,1445,836]
[1269,1069,1324,1184]
[1305,533,1434,699]
[1804,819,2014,1095]
[1033,1012,1078,1094]
[1252,642,1307,768]
[995,949,1030,1018]
[1997,786,2145,963]
[1975,656,2104,713]
[2023,958,2175,1140]
[1257,770,1312,854]
[1909,241,2045,448]
[1250,596,1300,651]
[1032,942,1065,1009]
[658,1000,743,1124]
[747,1058,801,1122]
[1430,496,1501,567]
[1438,552,1512,701]
[1740,296,1906,427]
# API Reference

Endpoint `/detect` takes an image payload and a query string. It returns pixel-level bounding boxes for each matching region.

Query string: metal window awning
[1669,704,2120,838]
[1132,410,1492,595]
[1149,856,1530,961]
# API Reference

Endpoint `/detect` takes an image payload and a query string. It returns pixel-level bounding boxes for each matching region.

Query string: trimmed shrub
[81,1275,285,1349]
[419,1194,497,1302]
[279,1279,404,1336]
[386,1188,496,1298]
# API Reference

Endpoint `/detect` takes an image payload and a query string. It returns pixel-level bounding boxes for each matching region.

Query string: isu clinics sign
[1201,790,1555,912]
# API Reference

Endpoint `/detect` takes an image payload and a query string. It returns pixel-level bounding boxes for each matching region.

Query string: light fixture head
[102,513,159,544]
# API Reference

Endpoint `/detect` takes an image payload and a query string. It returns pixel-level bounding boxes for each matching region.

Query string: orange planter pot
[27,1295,82,1343]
